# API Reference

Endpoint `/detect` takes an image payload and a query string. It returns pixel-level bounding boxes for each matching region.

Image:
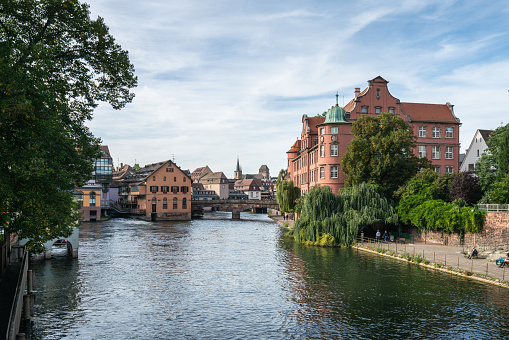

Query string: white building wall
[460,130,490,172]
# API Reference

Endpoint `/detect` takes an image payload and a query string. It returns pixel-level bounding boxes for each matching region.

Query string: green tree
[476,124,509,193]
[341,112,431,198]
[488,173,509,204]
[294,184,398,247]
[0,0,137,246]
[276,180,300,213]
[396,170,484,235]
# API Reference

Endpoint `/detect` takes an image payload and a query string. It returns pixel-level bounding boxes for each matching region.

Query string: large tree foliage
[476,124,509,202]
[396,170,484,234]
[293,184,398,247]
[0,0,137,245]
[276,179,300,213]
[449,171,482,205]
[341,112,431,198]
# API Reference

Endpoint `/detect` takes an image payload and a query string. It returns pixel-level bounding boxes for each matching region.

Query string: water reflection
[28,214,509,339]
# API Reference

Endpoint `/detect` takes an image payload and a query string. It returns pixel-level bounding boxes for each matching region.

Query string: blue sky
[84,0,509,177]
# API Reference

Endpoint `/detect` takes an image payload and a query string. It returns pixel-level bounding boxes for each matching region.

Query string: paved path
[269,214,508,286]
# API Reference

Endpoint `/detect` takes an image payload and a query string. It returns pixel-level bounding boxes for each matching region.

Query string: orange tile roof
[400,102,457,123]
[287,139,301,153]
[307,117,325,131]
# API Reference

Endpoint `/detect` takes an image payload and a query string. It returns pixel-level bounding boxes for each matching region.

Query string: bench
[395,238,406,244]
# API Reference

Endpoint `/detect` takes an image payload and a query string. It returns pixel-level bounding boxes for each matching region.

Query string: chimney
[354,88,360,98]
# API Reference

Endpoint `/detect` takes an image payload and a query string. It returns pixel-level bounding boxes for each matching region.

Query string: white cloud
[84,0,509,175]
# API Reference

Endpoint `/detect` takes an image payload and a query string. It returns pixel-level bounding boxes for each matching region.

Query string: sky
[84,0,509,178]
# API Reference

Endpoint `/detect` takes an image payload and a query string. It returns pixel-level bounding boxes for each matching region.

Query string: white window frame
[445,166,454,174]
[418,146,426,158]
[320,145,325,157]
[320,127,325,135]
[375,107,382,114]
[434,166,441,175]
[419,126,427,138]
[445,127,453,138]
[361,106,368,114]
[330,166,338,179]
[445,146,453,160]
[320,167,325,179]
[432,126,441,138]
[330,126,338,134]
[330,144,338,157]
[388,107,395,114]
[432,146,440,159]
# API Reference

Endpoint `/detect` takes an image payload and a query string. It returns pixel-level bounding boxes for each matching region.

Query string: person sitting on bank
[467,246,478,259]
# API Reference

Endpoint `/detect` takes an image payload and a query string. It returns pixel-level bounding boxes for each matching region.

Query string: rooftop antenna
[335,92,339,106]
[170,154,175,162]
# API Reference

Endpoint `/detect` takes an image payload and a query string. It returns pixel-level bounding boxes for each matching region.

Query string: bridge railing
[477,204,509,212]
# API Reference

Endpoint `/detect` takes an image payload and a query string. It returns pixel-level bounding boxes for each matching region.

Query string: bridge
[192,199,279,219]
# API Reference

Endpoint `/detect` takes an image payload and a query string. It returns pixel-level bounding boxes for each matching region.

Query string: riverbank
[269,215,509,289]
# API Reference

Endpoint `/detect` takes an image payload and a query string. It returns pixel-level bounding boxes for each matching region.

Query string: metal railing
[477,204,509,212]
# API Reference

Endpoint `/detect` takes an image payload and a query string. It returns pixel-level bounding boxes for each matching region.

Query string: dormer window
[361,106,368,114]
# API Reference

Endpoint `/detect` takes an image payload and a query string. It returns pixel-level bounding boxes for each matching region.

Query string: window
[361,106,368,114]
[166,168,174,172]
[181,186,189,193]
[418,146,426,158]
[173,197,178,209]
[432,146,440,159]
[330,126,338,134]
[388,107,395,114]
[375,107,381,114]
[477,150,479,157]
[320,167,325,179]
[183,177,186,182]
[445,127,453,138]
[174,177,177,182]
[163,197,168,209]
[153,176,156,181]
[330,144,338,156]
[163,176,166,181]
[468,164,475,171]
[432,127,441,138]
[182,198,187,209]
[330,166,338,179]
[171,186,179,193]
[320,127,325,135]
[161,186,169,193]
[376,88,380,99]
[434,166,441,175]
[445,146,453,159]
[418,126,427,138]
[89,192,96,207]
[445,166,454,174]
[150,186,158,192]
[320,145,325,157]
[313,137,318,146]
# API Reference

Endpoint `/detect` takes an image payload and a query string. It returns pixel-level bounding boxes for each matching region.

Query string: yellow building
[75,184,102,221]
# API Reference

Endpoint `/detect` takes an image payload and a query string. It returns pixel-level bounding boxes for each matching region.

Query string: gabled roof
[124,160,190,183]
[200,172,227,183]
[400,102,458,123]
[287,139,301,153]
[479,129,493,143]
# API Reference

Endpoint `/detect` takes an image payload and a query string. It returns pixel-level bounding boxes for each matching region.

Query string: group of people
[375,230,390,243]
[495,253,509,267]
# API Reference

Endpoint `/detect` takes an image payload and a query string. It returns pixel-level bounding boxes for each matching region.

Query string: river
[27,212,509,339]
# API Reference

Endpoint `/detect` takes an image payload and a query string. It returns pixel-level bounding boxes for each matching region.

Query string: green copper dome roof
[323,93,347,124]
[324,105,347,124]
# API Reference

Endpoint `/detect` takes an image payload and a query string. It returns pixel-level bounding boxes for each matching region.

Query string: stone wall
[413,212,509,248]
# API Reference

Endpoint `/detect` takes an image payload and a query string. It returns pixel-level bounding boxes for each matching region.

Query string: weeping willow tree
[293,183,398,247]
[276,179,300,213]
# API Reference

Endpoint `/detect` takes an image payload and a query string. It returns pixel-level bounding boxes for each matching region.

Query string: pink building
[287,76,461,195]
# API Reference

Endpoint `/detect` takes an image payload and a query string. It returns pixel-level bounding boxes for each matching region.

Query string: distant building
[287,76,462,194]
[191,166,212,183]
[460,129,493,172]
[192,183,220,200]
[75,185,102,221]
[258,165,270,179]
[198,172,229,199]
[234,178,262,200]
[120,160,192,220]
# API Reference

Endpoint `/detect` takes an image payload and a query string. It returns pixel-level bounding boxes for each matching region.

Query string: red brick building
[287,76,461,194]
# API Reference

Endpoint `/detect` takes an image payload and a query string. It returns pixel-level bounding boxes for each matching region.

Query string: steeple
[234,156,243,180]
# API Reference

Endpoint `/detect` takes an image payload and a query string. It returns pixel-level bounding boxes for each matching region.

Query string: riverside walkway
[270,215,509,287]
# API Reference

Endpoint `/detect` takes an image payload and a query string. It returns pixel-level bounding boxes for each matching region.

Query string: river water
[28,213,509,339]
